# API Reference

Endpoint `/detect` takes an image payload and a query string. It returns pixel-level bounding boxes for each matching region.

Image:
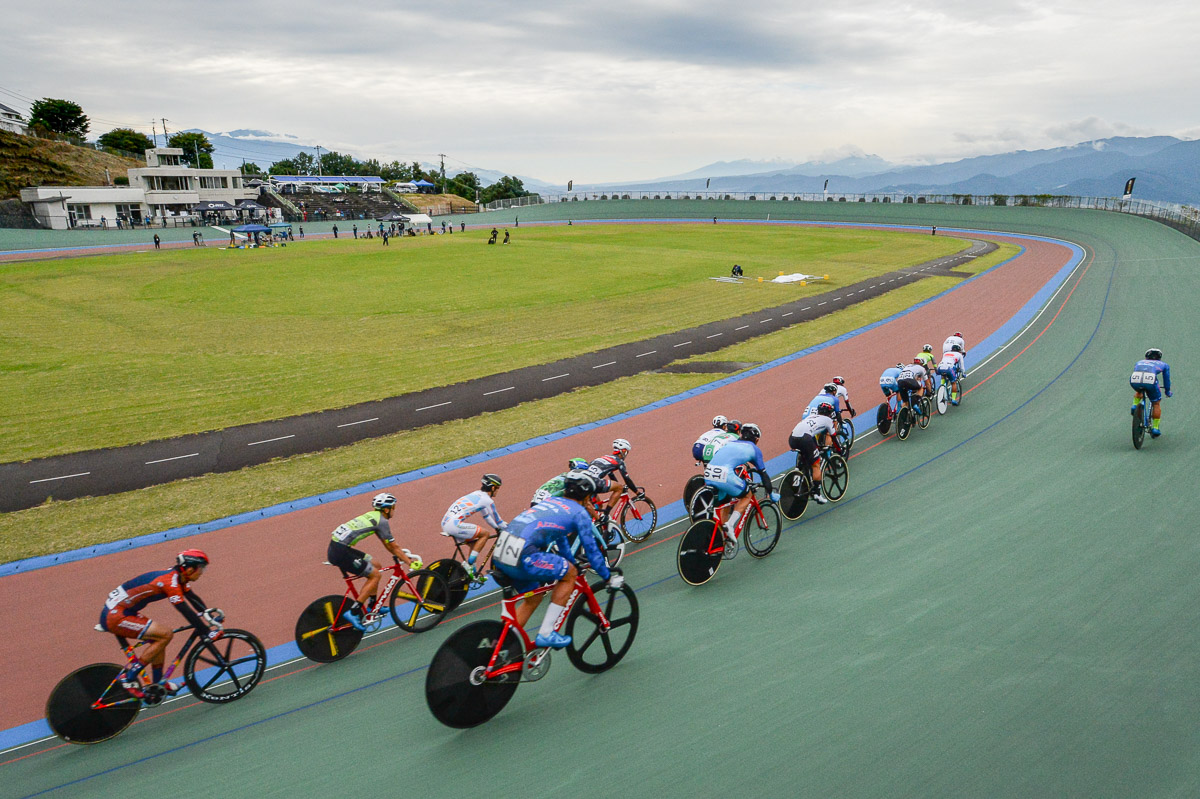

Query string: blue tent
[412,179,435,187]
[232,224,271,233]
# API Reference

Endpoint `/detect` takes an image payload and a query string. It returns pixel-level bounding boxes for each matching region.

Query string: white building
[0,103,29,135]
[20,147,256,229]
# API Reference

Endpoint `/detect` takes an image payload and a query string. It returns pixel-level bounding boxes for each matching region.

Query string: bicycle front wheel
[677,520,723,586]
[389,569,450,633]
[426,620,522,729]
[743,502,782,558]
[295,594,363,663]
[836,417,855,455]
[918,397,932,429]
[688,485,717,521]
[619,496,658,542]
[184,629,266,703]
[427,558,471,612]
[822,454,849,502]
[682,474,705,509]
[46,663,140,744]
[565,581,639,673]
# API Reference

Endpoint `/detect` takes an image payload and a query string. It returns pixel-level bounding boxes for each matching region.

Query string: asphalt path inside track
[0,238,994,510]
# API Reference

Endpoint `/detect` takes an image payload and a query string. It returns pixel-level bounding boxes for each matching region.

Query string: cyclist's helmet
[823,383,837,395]
[612,438,631,457]
[562,470,600,500]
[922,344,933,353]
[1146,348,1163,360]
[832,376,845,386]
[740,422,761,442]
[951,343,963,353]
[712,414,728,429]
[896,363,904,369]
[954,331,963,338]
[568,457,589,471]
[177,549,209,570]
[725,419,742,434]
[481,473,502,490]
[913,358,925,366]
[372,492,397,510]
[817,402,836,418]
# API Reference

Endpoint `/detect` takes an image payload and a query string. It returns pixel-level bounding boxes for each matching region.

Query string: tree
[29,98,89,138]
[319,150,359,176]
[241,162,265,176]
[168,132,215,168]
[97,128,153,154]
[269,157,298,175]
[446,171,481,202]
[480,175,530,205]
[292,151,316,174]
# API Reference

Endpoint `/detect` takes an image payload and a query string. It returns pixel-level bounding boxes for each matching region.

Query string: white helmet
[712,415,728,429]
[372,493,397,510]
[612,438,631,456]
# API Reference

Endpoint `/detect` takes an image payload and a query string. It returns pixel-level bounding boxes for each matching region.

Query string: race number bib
[704,464,730,483]
[585,465,605,479]
[494,530,527,567]
[105,585,129,610]
[1130,371,1156,385]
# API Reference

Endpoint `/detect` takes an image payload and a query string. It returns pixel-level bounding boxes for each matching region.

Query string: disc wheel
[46,663,140,744]
[1132,402,1145,450]
[822,453,849,502]
[688,485,717,522]
[427,558,471,612]
[184,629,266,703]
[936,385,950,415]
[876,402,892,436]
[742,502,782,558]
[918,397,932,429]
[295,594,363,663]
[389,569,450,633]
[619,496,657,542]
[565,581,639,673]
[682,475,705,510]
[426,620,523,729]
[778,467,811,521]
[896,406,913,440]
[677,520,723,586]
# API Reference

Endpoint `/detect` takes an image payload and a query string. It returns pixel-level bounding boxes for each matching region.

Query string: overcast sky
[2,0,1198,183]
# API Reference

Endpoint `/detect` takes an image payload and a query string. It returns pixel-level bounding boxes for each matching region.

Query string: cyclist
[692,414,739,464]
[531,457,590,505]
[789,402,837,505]
[803,383,842,419]
[1131,348,1172,437]
[442,474,509,581]
[703,422,773,558]
[880,363,903,399]
[589,438,642,520]
[328,493,422,631]
[935,347,965,405]
[943,331,967,367]
[494,471,622,649]
[917,344,937,372]
[897,358,928,410]
[100,549,221,697]
[830,376,857,419]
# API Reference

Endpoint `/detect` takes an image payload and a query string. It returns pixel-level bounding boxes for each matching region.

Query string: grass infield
[0,240,1015,564]
[0,224,964,461]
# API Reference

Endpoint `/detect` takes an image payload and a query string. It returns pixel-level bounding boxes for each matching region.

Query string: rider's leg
[514,593,545,627]
[124,621,173,684]
[358,568,382,611]
[725,493,752,539]
[1152,399,1162,430]
[467,527,488,563]
[536,564,579,646]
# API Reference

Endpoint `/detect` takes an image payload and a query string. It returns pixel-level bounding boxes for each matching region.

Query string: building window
[199,176,228,189]
[114,203,142,222]
[67,204,92,226]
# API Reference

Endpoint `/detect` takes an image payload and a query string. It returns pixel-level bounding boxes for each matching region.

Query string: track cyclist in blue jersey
[880,363,902,398]
[703,422,775,559]
[1131,348,1172,437]
[493,472,621,649]
[804,383,842,419]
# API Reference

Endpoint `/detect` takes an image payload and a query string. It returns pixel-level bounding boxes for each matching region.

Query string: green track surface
[8,205,1200,797]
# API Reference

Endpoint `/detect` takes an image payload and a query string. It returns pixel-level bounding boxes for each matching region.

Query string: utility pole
[152,120,157,147]
[315,145,322,177]
[439,153,446,194]
[162,118,169,143]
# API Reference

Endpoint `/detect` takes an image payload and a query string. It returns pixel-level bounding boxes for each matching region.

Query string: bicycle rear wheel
[743,502,782,558]
[426,620,523,729]
[1132,402,1146,449]
[876,402,892,436]
[822,453,849,502]
[688,485,717,521]
[184,629,266,703]
[619,496,658,542]
[389,569,450,633]
[936,384,950,415]
[677,520,723,586]
[46,663,140,744]
[427,558,471,612]
[896,406,913,440]
[295,594,363,663]
[778,467,811,521]
[565,581,639,673]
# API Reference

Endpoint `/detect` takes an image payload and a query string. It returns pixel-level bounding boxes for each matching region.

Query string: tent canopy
[232,224,271,233]
[403,213,433,225]
[193,200,235,211]
[377,212,408,221]
[236,199,265,210]
[411,179,435,187]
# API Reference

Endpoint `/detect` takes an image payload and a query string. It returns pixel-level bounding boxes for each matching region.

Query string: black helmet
[481,473,502,490]
[823,383,837,395]
[740,422,761,442]
[1146,348,1163,360]
[725,419,742,434]
[562,470,600,500]
[951,344,963,353]
[817,402,835,418]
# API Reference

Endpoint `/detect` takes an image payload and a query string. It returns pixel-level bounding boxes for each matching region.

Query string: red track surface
[0,232,1072,731]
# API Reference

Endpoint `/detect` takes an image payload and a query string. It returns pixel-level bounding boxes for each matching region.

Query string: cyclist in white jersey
[830,376,856,418]
[441,474,508,580]
[936,347,965,405]
[943,332,966,365]
[692,415,738,463]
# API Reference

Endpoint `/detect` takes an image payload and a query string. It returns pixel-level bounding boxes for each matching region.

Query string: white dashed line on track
[735,325,750,331]
[707,333,723,339]
[415,402,451,411]
[337,417,379,427]
[636,351,657,358]
[817,302,827,306]
[759,318,773,324]
[593,361,616,368]
[542,373,570,381]
[29,472,90,484]
[483,387,515,395]
[145,453,199,465]
[782,312,793,317]
[248,435,295,446]
[801,306,811,311]
[673,341,692,347]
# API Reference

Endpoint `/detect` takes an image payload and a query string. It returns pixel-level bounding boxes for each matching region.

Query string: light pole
[315,146,322,177]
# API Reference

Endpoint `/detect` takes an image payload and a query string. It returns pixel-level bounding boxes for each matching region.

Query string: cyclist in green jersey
[327,493,421,626]
[530,458,590,506]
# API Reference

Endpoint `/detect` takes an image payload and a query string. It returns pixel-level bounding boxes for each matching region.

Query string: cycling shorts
[327,541,375,578]
[703,464,747,502]
[880,379,898,397]
[99,607,151,639]
[936,364,958,381]
[494,549,570,594]
[441,520,482,543]
[1131,377,1162,402]
[691,442,707,462]
[789,433,820,468]
[897,377,922,395]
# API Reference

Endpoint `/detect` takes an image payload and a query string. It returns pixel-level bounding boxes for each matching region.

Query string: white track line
[248,435,295,446]
[29,472,90,484]
[337,417,379,427]
[483,386,515,396]
[593,361,616,369]
[415,402,452,411]
[145,453,199,465]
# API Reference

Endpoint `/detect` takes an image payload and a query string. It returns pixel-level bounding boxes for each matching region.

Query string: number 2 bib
[495,530,527,567]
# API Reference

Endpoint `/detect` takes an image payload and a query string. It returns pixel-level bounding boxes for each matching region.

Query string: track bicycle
[836,408,856,455]
[46,614,266,744]
[677,467,782,586]
[777,442,850,521]
[294,557,450,663]
[1131,392,1163,450]
[425,567,639,728]
[876,392,901,436]
[590,488,659,544]
[895,388,932,441]
[934,369,964,415]
[427,531,500,613]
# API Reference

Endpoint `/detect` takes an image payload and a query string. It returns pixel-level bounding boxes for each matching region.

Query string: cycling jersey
[100,568,206,637]
[899,363,927,382]
[494,496,611,592]
[330,510,393,547]
[791,415,835,440]
[692,429,737,463]
[1131,358,1171,402]
[531,473,568,505]
[834,385,851,407]
[938,351,964,379]
[442,490,507,532]
[802,391,841,418]
[917,352,936,370]
[880,367,901,396]
[703,440,769,501]
[588,455,638,491]
[943,335,965,354]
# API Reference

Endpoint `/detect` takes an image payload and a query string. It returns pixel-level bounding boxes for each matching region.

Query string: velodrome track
[4,208,1199,797]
